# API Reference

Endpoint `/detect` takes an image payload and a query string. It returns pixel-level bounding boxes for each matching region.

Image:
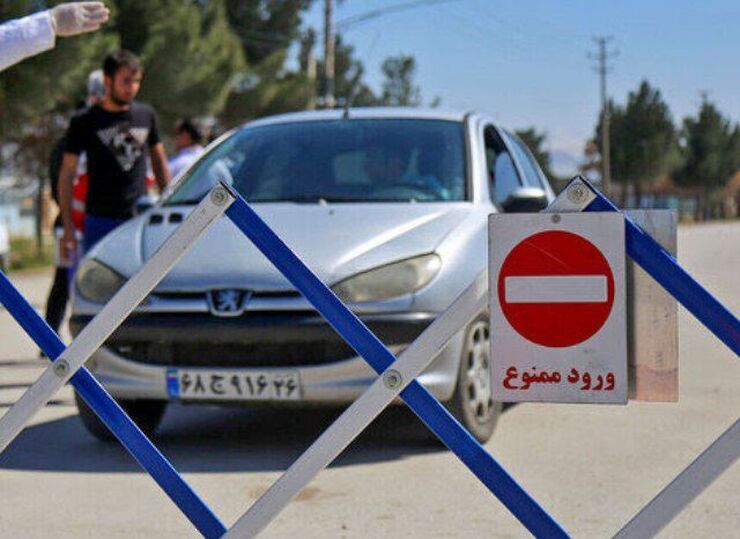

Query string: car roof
[244,107,474,128]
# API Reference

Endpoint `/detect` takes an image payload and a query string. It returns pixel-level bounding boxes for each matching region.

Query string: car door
[480,122,525,209]
[501,130,556,201]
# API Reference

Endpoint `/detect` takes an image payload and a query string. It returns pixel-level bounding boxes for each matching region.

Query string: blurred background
[0,0,738,270]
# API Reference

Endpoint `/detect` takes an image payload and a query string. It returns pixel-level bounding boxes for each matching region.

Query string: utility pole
[300,28,317,110]
[323,0,335,109]
[590,36,618,196]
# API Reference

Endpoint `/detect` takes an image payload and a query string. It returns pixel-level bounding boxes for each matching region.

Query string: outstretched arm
[0,11,55,72]
[0,3,108,72]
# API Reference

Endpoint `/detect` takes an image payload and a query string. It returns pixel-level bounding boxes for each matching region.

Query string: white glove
[50,2,109,37]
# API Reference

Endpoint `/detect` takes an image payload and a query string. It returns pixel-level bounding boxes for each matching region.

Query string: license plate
[167,369,301,401]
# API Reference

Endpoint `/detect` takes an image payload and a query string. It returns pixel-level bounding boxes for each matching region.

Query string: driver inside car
[363,144,448,200]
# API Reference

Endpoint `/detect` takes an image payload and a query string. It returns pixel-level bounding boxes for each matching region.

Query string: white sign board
[489,212,627,404]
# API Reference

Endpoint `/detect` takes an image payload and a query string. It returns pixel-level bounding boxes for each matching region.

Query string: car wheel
[74,391,167,442]
[447,315,501,443]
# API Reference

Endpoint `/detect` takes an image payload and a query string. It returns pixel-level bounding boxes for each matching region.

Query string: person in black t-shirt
[57,49,170,262]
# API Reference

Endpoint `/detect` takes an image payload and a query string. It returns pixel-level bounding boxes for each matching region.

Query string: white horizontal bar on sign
[504,275,608,303]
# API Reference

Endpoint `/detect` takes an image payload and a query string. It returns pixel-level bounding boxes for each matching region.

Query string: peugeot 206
[70,108,555,442]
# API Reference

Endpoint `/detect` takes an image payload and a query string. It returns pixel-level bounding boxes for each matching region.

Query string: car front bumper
[70,311,463,404]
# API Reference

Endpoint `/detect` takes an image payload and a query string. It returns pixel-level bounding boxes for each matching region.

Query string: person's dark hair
[103,50,142,78]
[175,118,203,144]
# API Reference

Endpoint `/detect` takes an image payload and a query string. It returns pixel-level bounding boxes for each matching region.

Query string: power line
[336,0,457,31]
[589,35,618,195]
[322,0,457,108]
[430,4,584,114]
[468,0,589,54]
[437,4,533,60]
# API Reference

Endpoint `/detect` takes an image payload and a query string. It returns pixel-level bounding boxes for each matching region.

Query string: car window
[484,126,521,203]
[166,119,468,204]
[503,132,546,189]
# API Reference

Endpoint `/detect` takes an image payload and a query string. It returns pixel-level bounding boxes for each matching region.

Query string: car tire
[446,314,501,443]
[74,391,167,442]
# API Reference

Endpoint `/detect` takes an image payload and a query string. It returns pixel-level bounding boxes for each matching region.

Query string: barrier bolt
[53,359,69,378]
[567,183,588,204]
[382,369,403,390]
[551,214,561,223]
[211,187,229,206]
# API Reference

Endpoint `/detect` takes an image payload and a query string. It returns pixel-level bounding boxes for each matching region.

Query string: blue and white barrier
[0,187,233,538]
[1,175,736,538]
[222,185,569,538]
[579,182,739,356]
[554,177,740,537]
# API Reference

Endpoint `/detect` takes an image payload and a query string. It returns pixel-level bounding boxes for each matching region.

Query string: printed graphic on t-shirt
[96,125,150,171]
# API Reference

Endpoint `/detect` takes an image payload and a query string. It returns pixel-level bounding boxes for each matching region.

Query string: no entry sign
[498,230,615,348]
[489,213,627,404]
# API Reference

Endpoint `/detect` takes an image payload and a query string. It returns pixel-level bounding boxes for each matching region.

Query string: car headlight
[75,258,126,304]
[332,254,441,303]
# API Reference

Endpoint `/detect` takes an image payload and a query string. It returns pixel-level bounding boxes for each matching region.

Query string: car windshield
[165,118,468,205]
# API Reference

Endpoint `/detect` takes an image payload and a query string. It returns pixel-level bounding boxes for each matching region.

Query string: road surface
[0,221,737,538]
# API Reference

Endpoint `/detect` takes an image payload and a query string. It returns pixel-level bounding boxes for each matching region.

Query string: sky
[299,0,740,174]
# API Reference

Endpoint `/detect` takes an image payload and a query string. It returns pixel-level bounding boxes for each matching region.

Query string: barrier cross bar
[227,272,489,537]
[556,176,740,536]
[569,178,740,356]
[615,417,740,538]
[221,184,568,538]
[0,186,234,538]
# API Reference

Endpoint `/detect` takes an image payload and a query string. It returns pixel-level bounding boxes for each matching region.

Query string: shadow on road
[0,403,450,474]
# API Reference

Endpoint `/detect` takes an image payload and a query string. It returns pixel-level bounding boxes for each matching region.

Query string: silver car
[70,108,555,443]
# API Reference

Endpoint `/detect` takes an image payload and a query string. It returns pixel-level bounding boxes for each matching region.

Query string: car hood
[90,202,473,291]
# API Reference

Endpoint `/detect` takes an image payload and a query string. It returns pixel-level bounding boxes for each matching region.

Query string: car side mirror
[500,187,548,213]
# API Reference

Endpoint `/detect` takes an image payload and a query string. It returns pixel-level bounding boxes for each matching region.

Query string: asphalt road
[0,221,737,538]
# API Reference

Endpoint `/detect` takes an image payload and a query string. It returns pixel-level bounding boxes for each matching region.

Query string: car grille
[80,311,433,370]
[108,341,357,368]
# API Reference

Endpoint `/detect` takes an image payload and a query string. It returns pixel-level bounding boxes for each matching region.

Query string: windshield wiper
[281,195,360,203]
[168,194,407,205]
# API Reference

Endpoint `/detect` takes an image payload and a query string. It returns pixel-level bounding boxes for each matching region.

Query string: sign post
[489,212,627,403]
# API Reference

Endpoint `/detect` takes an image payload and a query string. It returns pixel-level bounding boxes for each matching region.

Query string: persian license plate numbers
[168,369,301,401]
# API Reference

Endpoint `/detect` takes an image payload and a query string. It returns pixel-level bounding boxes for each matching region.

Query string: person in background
[168,118,205,180]
[43,70,104,339]
[57,50,171,262]
[0,2,109,72]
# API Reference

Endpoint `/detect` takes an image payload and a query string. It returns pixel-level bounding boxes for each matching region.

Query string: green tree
[676,97,740,217]
[594,81,680,203]
[379,54,420,107]
[224,0,311,66]
[0,1,246,249]
[0,1,116,252]
[316,34,378,108]
[0,1,116,177]
[114,0,245,129]
[220,50,315,122]
[219,0,314,124]
[1,1,245,174]
[515,128,554,179]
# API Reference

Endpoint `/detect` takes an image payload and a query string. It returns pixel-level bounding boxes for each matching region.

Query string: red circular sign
[498,230,615,348]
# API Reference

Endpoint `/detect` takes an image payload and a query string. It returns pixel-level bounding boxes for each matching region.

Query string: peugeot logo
[206,289,252,317]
